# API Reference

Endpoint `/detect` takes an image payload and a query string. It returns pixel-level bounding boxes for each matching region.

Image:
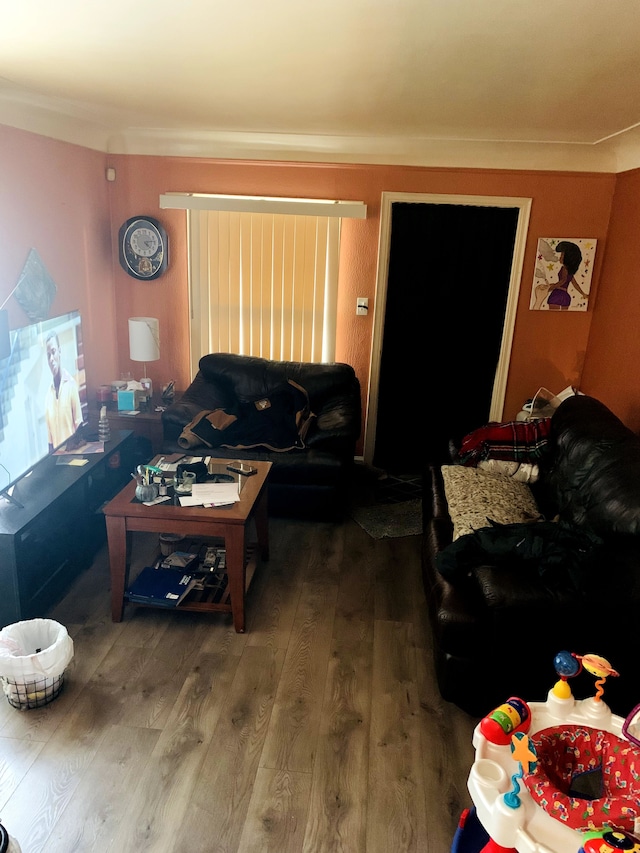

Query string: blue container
[451,807,490,853]
[117,389,137,411]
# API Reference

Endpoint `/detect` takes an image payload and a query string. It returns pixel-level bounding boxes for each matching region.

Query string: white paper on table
[179,482,240,506]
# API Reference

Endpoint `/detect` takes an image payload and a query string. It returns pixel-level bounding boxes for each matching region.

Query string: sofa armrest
[161,369,236,445]
[547,395,640,535]
[305,391,361,454]
[162,400,204,444]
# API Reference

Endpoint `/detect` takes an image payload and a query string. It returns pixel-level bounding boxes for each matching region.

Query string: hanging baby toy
[551,649,583,699]
[577,653,620,702]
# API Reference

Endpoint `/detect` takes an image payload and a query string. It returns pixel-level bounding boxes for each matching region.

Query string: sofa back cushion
[546,395,640,536]
[198,353,355,405]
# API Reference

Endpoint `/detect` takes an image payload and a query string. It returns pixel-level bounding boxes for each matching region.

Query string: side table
[105,403,165,454]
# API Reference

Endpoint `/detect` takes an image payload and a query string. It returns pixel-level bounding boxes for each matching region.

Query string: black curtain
[373,202,518,473]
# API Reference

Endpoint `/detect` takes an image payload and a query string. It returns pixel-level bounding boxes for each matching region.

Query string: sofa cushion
[441,465,541,539]
[524,725,640,832]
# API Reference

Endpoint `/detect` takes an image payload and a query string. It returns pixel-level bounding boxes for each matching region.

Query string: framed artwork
[530,238,597,312]
[14,248,58,321]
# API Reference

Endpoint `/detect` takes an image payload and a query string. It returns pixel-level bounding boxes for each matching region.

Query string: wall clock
[118,216,168,280]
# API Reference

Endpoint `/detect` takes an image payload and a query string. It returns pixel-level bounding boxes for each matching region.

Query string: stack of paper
[179,482,240,507]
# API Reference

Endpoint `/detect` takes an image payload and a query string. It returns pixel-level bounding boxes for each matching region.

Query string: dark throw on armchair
[162,353,361,520]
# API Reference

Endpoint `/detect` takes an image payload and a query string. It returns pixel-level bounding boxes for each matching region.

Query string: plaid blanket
[457,418,552,466]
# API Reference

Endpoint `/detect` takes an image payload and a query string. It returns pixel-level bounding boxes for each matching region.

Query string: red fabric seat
[523,725,640,832]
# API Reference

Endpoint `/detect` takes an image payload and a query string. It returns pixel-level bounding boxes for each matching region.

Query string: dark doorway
[373,202,519,473]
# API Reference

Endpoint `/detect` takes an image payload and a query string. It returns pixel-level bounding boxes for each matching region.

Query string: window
[188,210,341,376]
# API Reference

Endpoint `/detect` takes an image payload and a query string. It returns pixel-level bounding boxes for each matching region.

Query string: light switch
[356,297,369,316]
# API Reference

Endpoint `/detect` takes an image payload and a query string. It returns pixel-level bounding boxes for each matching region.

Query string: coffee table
[103,459,272,632]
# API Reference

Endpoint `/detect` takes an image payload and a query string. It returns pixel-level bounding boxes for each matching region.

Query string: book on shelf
[127,566,198,607]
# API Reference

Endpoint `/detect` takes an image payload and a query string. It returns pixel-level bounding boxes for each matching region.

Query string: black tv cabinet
[0,430,137,627]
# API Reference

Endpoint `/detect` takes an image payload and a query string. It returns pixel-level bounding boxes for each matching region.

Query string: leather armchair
[162,353,361,519]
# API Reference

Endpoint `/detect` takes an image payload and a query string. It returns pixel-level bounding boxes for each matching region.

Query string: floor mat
[351,498,422,539]
[374,472,423,504]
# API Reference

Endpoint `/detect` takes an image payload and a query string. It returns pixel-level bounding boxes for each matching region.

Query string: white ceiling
[2,0,640,171]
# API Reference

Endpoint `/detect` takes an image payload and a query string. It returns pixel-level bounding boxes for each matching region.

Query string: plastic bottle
[98,405,111,442]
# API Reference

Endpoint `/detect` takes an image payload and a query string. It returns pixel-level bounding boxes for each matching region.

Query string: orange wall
[108,155,616,442]
[0,124,623,456]
[581,167,640,429]
[0,126,118,397]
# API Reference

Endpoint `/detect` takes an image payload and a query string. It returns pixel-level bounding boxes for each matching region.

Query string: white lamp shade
[128,317,160,362]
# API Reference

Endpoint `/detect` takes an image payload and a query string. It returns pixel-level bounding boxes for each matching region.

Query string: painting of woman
[531,238,596,311]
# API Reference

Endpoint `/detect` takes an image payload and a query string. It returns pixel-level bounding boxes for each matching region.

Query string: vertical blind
[188,209,341,376]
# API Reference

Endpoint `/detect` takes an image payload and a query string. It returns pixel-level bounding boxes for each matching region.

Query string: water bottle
[98,405,111,443]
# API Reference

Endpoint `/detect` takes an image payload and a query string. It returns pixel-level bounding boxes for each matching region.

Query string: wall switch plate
[356,297,369,315]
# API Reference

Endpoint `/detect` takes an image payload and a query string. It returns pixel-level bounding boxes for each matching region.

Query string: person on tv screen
[44,330,82,451]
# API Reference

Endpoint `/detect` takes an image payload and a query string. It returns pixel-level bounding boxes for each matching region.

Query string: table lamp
[128,317,160,398]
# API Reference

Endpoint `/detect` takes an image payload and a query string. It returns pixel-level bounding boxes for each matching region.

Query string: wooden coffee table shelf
[103,460,271,632]
[129,543,259,614]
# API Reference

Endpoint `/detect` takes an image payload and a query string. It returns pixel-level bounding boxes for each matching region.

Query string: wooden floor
[0,505,476,852]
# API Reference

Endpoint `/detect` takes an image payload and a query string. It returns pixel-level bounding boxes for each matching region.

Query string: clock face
[129,227,160,257]
[119,216,168,280]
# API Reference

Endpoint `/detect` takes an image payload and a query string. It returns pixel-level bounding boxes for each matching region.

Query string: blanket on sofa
[177,379,315,452]
[436,519,602,592]
[456,419,552,466]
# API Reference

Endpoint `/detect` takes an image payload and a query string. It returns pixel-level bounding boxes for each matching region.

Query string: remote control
[226,463,257,476]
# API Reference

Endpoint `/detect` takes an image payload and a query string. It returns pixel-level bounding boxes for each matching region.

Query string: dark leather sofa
[162,353,361,519]
[423,395,640,719]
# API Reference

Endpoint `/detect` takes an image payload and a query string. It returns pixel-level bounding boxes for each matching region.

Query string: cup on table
[174,471,196,495]
[136,482,159,503]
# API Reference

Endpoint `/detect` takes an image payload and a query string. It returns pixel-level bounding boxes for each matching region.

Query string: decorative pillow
[441,465,541,539]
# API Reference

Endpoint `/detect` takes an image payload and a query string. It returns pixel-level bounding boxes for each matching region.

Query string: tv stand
[0,430,136,627]
[0,486,24,509]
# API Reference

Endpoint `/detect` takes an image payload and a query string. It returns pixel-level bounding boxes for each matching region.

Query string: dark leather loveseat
[423,395,640,719]
[162,353,361,519]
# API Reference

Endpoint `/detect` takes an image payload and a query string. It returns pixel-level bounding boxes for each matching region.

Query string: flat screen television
[0,310,88,504]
